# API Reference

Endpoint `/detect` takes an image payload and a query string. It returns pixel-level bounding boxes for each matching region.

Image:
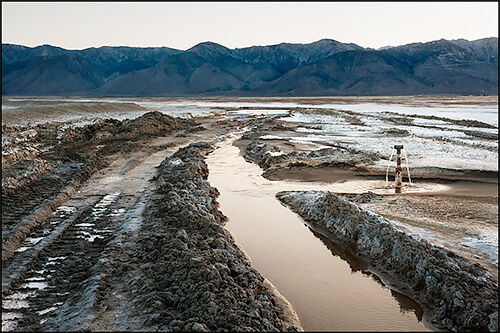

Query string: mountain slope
[2,53,106,95]
[231,39,365,74]
[2,38,498,96]
[257,50,426,96]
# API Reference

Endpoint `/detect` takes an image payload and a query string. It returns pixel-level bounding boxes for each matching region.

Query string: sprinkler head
[394,145,403,154]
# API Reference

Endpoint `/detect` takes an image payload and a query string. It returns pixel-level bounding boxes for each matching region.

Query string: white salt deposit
[74,223,95,227]
[109,208,126,217]
[22,282,49,290]
[2,291,36,310]
[26,276,46,281]
[56,206,77,214]
[169,158,183,166]
[461,228,498,265]
[15,247,29,252]
[26,237,44,245]
[37,307,58,316]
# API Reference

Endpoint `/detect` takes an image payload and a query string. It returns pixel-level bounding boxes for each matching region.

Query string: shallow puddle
[206,134,436,331]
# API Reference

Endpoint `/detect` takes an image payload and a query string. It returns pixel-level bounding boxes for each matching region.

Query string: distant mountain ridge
[2,38,498,96]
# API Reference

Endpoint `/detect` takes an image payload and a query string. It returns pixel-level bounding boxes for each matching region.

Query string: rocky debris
[107,142,302,332]
[276,190,498,332]
[59,111,193,146]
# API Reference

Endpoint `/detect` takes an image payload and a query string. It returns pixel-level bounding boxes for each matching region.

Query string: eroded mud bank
[100,142,302,331]
[236,112,498,278]
[2,111,193,262]
[2,110,302,331]
[276,190,498,332]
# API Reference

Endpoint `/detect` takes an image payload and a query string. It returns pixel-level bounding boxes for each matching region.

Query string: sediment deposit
[2,109,301,331]
[276,190,498,332]
[109,142,302,331]
[2,97,497,332]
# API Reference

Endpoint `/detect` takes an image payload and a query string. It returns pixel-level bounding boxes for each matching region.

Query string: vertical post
[394,145,403,193]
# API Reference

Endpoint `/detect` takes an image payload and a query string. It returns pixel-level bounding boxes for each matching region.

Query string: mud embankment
[101,141,302,332]
[2,111,194,261]
[276,190,498,332]
[3,111,303,331]
[236,115,498,184]
[237,118,382,183]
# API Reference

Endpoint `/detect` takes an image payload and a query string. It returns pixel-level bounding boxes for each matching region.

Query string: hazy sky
[2,2,498,50]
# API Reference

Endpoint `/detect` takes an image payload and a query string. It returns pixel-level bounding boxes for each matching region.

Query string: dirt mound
[2,112,194,261]
[243,138,379,177]
[59,111,193,145]
[277,190,498,332]
[114,142,302,331]
[125,142,298,331]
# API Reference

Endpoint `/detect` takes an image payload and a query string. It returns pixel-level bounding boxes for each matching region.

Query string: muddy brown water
[206,134,438,332]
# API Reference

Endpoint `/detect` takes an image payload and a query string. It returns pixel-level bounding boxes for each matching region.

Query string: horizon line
[2,36,498,52]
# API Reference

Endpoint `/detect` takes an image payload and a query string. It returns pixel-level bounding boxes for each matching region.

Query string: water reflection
[207,134,435,331]
[308,226,425,322]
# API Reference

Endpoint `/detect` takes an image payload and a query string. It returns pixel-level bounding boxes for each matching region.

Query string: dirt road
[2,111,302,331]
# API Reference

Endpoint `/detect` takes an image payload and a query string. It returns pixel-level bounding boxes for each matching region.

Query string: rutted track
[2,110,296,331]
[2,111,197,330]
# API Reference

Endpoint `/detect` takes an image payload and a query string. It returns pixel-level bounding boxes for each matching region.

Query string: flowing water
[206,134,437,332]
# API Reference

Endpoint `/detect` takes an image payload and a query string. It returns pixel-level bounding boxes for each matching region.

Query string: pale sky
[2,2,498,50]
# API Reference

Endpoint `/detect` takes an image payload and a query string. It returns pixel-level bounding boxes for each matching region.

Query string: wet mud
[2,107,300,331]
[276,190,498,332]
[2,111,192,261]
[100,142,301,331]
[2,97,497,332]
[234,105,498,332]
[236,113,498,278]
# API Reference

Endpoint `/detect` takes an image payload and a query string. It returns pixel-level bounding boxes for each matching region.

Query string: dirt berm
[99,142,303,332]
[277,190,498,332]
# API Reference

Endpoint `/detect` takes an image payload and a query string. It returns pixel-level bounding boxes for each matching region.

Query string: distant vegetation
[2,38,498,96]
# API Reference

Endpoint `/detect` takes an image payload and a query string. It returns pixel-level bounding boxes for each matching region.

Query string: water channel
[206,133,437,332]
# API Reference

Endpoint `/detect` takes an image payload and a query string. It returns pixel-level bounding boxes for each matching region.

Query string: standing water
[206,134,436,332]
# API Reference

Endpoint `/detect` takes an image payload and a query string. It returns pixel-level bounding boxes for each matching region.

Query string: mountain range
[2,37,498,96]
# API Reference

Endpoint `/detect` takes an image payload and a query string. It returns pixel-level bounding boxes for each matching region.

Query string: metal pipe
[394,145,403,193]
